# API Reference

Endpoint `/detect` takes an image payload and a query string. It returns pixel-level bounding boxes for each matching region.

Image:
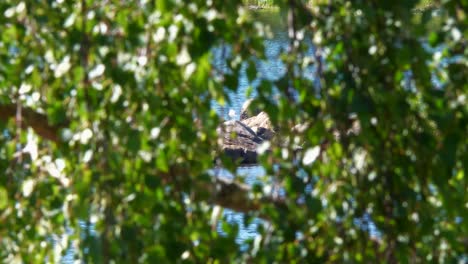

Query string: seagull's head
[228,109,236,119]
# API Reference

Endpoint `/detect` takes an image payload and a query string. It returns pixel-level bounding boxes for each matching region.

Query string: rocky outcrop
[218,100,363,165]
[218,110,274,164]
[242,111,275,140]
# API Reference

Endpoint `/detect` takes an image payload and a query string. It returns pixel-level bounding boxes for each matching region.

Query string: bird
[228,109,236,120]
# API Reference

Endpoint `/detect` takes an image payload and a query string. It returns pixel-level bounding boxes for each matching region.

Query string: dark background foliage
[0,0,466,263]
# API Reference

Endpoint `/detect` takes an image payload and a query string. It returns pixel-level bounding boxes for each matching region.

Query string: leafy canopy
[0,0,466,263]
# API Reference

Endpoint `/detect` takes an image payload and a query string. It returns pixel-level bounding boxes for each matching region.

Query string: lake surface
[210,10,291,248]
[212,30,290,120]
[208,11,304,250]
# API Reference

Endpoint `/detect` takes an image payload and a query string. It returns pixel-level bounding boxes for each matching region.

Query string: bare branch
[160,168,286,217]
[0,104,64,142]
[210,177,286,214]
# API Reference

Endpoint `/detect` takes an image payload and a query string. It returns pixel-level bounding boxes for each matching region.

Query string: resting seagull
[228,109,236,120]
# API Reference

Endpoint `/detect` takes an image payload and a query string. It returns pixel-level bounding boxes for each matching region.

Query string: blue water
[210,166,267,248]
[212,31,290,120]
[209,29,291,249]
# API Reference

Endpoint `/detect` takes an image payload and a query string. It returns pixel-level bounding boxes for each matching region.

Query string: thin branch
[210,177,286,214]
[160,168,287,217]
[15,100,22,158]
[0,104,65,142]
[80,0,91,110]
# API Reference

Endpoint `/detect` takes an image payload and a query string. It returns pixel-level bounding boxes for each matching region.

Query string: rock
[218,103,275,164]
[218,120,263,144]
[242,111,275,140]
[218,120,263,164]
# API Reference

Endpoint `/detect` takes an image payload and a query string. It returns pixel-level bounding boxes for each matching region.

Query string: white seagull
[228,108,236,120]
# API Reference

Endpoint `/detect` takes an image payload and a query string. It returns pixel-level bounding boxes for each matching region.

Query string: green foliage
[243,0,276,8]
[0,0,467,263]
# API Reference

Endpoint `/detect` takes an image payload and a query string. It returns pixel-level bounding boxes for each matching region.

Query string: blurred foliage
[0,0,467,263]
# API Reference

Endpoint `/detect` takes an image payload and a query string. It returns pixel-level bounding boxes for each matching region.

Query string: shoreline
[244,1,438,12]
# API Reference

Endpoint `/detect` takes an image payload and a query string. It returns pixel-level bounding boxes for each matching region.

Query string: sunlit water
[212,31,290,120]
[210,165,267,249]
[201,29,286,253]
[209,22,293,249]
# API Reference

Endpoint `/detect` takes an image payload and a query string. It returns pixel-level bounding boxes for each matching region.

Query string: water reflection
[211,165,267,250]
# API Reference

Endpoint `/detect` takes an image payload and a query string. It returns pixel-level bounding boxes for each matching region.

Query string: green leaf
[246,61,257,82]
[0,187,8,209]
[127,129,141,154]
[156,149,169,172]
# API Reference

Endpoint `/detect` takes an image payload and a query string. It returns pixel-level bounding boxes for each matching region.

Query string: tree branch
[209,177,287,215]
[160,168,287,217]
[0,104,284,216]
[0,104,64,142]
